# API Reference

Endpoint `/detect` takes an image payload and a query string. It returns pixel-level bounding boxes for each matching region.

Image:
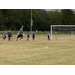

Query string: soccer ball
[45,46,47,48]
[27,38,29,41]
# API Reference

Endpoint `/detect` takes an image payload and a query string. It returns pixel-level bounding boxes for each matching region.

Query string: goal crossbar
[51,25,75,40]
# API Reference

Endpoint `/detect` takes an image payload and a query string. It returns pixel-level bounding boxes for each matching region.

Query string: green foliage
[61,9,74,25]
[0,9,75,31]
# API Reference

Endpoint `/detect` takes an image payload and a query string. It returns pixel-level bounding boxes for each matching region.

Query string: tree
[61,9,74,25]
[0,10,5,30]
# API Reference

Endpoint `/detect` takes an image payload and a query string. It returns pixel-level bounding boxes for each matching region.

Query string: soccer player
[32,31,35,40]
[8,30,11,41]
[18,31,23,41]
[10,31,13,41]
[16,31,20,41]
[20,26,23,37]
[3,31,6,42]
[47,32,50,40]
[18,26,23,42]
[27,32,30,41]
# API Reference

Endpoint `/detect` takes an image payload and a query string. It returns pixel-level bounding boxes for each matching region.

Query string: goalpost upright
[50,25,75,40]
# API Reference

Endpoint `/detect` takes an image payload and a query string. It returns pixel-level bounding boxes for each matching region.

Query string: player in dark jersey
[10,31,13,41]
[32,31,35,40]
[18,31,23,42]
[8,30,11,41]
[20,26,23,38]
[8,31,13,41]
[16,31,20,41]
[3,31,6,42]
[27,32,30,41]
[47,32,50,40]
[19,26,23,41]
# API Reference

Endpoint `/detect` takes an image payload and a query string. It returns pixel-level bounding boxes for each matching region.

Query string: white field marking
[0,46,48,50]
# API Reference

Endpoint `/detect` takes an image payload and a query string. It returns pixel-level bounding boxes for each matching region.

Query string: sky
[44,9,75,11]
[45,9,54,11]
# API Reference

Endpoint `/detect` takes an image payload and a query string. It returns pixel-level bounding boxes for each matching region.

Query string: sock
[11,39,13,41]
[5,39,6,41]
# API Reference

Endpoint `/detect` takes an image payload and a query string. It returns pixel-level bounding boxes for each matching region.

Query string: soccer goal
[50,25,75,40]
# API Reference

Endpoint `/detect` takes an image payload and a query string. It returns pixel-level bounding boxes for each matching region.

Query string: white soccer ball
[45,46,47,48]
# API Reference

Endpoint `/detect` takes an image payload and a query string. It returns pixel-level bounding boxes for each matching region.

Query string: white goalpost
[50,25,75,40]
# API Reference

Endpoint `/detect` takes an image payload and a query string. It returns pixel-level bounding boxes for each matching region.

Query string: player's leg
[19,37,22,42]
[27,36,29,41]
[8,35,11,41]
[21,36,23,39]
[10,37,13,41]
[48,36,50,40]
[5,36,6,41]
[3,37,6,42]
[33,36,35,40]
[21,34,23,39]
[19,35,22,42]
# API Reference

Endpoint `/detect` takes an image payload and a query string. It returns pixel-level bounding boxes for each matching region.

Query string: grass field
[0,34,75,65]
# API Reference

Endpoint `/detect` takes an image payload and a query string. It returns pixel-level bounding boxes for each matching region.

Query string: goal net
[50,25,75,40]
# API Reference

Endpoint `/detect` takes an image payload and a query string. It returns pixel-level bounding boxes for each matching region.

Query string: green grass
[0,34,75,65]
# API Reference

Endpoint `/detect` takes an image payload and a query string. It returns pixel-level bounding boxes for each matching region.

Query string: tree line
[0,9,75,31]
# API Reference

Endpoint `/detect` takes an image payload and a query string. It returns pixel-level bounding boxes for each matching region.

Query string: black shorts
[27,36,29,38]
[8,35,11,38]
[19,34,23,37]
[48,36,50,38]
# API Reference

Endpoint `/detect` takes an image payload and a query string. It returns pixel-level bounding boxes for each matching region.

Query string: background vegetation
[0,9,75,31]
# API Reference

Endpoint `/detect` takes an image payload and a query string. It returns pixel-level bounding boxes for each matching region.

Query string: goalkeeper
[47,32,50,40]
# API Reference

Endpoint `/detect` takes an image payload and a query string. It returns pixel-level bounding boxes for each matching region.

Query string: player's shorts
[8,35,11,38]
[32,35,35,38]
[3,36,6,39]
[27,36,29,38]
[19,34,23,37]
[48,36,50,38]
